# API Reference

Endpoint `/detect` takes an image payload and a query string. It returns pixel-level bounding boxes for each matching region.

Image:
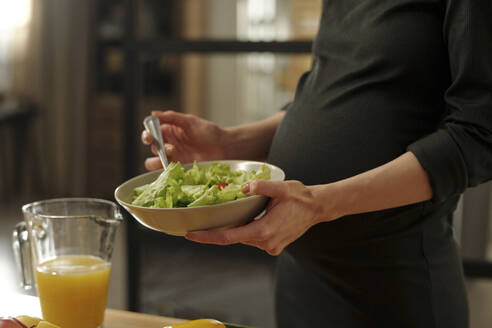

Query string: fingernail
[242,183,250,194]
[185,232,198,241]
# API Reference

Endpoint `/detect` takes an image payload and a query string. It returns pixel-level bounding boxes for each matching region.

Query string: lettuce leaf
[131,161,270,208]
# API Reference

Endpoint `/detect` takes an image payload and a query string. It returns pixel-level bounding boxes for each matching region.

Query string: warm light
[0,250,21,294]
[0,0,32,31]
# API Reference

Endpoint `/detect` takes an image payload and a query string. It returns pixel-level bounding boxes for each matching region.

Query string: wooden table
[1,293,186,328]
[104,310,185,328]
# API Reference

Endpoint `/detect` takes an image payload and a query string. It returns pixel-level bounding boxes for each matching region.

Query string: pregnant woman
[142,1,492,327]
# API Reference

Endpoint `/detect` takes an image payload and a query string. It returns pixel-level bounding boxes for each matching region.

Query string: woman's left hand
[185,179,332,256]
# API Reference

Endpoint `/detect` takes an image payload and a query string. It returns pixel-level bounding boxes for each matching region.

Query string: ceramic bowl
[114,160,285,236]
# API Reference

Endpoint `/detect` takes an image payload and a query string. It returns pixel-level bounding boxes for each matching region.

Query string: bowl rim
[114,160,285,211]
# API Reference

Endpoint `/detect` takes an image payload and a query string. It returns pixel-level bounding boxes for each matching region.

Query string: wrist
[221,112,285,160]
[221,126,242,159]
[309,183,352,224]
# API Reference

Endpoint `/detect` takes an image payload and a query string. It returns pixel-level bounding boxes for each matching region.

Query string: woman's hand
[185,179,338,256]
[142,110,228,170]
[185,152,434,256]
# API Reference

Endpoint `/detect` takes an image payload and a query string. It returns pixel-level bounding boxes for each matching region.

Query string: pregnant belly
[268,100,430,185]
[267,97,445,255]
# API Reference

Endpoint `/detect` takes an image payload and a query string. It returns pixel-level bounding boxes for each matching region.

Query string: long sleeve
[407,0,492,202]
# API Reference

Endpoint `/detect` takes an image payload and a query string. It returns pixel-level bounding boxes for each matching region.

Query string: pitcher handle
[12,221,34,289]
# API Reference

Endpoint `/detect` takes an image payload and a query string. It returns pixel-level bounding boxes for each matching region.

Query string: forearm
[312,152,433,222]
[222,111,285,161]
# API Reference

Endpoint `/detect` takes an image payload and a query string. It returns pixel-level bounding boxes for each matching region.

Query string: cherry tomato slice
[217,183,228,191]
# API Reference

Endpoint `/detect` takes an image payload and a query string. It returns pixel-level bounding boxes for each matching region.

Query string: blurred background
[0,1,491,327]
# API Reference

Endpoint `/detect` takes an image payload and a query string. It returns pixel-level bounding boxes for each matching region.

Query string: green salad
[131,161,270,208]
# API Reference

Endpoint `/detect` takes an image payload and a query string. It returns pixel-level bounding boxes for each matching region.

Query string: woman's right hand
[141,110,227,171]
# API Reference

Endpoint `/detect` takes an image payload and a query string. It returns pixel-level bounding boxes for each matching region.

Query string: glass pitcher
[12,198,123,328]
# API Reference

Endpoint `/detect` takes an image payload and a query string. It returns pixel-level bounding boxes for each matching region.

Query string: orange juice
[35,255,111,328]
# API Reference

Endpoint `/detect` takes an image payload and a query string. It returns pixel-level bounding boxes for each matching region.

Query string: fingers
[185,220,265,245]
[185,219,285,256]
[144,157,163,171]
[142,110,189,147]
[186,181,288,243]
[141,130,152,145]
[141,110,190,145]
[243,179,286,198]
[241,240,283,255]
[142,122,181,146]
[152,110,190,129]
[142,124,179,146]
[150,143,175,156]
[151,144,158,156]
[145,144,176,170]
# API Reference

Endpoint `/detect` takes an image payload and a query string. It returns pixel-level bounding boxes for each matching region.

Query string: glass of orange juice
[12,198,122,328]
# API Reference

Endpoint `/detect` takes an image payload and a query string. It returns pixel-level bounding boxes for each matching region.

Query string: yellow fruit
[163,319,226,328]
[15,316,42,328]
[35,321,60,328]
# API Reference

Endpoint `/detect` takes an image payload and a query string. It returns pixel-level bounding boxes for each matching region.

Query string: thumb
[243,179,286,198]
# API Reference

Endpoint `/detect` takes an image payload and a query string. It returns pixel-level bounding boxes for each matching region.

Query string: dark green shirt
[269,2,491,326]
[268,0,492,252]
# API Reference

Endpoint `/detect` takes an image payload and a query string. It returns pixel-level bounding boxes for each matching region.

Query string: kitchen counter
[1,293,186,328]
